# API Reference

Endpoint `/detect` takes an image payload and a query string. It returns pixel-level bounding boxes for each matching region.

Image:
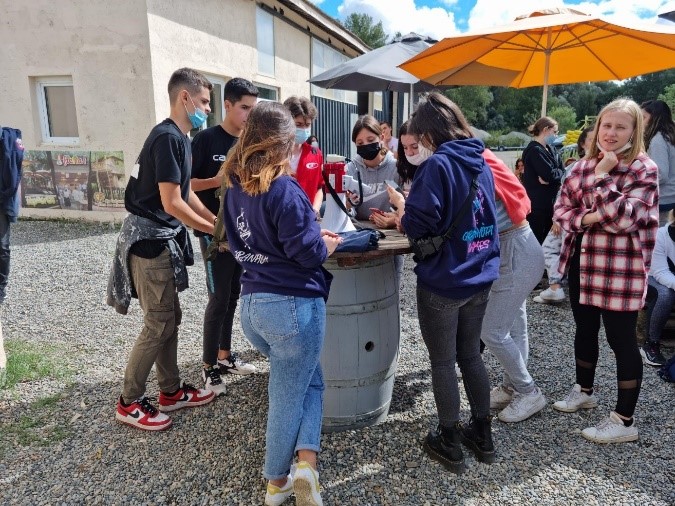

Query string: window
[36,77,79,144]
[257,7,275,76]
[255,83,278,102]
[311,39,357,105]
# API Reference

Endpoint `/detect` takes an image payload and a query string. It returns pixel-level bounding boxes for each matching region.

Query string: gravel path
[0,220,673,505]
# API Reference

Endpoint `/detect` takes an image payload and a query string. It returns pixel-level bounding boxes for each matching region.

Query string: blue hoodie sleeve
[269,178,328,268]
[401,160,448,240]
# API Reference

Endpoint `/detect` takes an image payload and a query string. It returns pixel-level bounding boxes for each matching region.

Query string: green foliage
[445,86,493,125]
[344,13,388,48]
[621,69,675,105]
[547,104,577,132]
[2,339,72,389]
[659,84,675,112]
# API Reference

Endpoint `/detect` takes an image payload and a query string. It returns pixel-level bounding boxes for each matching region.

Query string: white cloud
[327,0,671,44]
[336,0,461,41]
[466,0,670,31]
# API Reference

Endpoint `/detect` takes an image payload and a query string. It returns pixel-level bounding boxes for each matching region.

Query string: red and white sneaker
[115,396,172,431]
[158,381,215,412]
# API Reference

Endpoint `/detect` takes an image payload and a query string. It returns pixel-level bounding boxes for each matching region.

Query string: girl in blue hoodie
[388,93,500,474]
[221,101,342,506]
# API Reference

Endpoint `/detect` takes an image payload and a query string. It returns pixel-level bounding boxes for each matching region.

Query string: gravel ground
[0,219,673,505]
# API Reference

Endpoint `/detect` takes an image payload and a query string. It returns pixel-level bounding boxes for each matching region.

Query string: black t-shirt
[191,125,238,232]
[125,119,192,229]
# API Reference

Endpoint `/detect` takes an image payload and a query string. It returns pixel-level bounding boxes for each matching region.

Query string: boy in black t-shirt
[191,78,259,395]
[114,68,218,431]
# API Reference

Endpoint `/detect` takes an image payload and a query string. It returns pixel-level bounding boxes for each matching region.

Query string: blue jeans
[0,212,10,301]
[645,276,675,344]
[417,285,492,426]
[240,293,325,480]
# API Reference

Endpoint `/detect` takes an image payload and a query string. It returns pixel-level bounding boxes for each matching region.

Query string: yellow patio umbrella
[400,8,675,116]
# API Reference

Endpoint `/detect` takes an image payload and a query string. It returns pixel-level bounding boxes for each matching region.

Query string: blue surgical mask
[184,93,207,129]
[545,134,557,145]
[295,128,311,144]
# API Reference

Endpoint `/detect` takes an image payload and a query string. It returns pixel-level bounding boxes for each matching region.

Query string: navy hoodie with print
[223,175,332,300]
[402,138,500,299]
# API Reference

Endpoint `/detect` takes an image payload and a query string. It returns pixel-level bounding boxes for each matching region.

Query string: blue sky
[309,0,672,40]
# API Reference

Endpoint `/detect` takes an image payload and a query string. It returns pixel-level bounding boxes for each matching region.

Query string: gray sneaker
[498,387,547,423]
[581,411,638,444]
[553,384,598,413]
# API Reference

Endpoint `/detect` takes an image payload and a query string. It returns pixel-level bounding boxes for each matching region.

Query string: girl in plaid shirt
[552,98,658,444]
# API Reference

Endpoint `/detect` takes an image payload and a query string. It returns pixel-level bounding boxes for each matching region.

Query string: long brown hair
[222,101,295,195]
[642,100,675,149]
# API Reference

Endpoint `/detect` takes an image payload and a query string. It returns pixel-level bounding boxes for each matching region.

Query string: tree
[547,104,577,133]
[659,84,675,112]
[444,86,493,127]
[344,13,388,48]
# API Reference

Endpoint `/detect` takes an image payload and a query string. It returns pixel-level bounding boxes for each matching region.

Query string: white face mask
[406,152,426,166]
[408,144,434,166]
[597,140,632,155]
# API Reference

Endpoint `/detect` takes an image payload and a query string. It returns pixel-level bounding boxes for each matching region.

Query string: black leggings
[527,208,553,245]
[567,238,643,418]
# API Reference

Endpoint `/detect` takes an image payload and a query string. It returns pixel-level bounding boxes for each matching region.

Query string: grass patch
[1,339,73,390]
[0,392,71,459]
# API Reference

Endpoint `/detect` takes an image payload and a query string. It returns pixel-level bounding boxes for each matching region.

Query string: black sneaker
[641,341,666,367]
[217,352,256,375]
[202,366,227,396]
[423,423,466,474]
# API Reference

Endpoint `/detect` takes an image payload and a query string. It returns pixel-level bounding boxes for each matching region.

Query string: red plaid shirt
[553,153,658,311]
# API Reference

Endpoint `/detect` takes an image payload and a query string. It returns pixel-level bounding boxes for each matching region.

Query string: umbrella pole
[409,82,414,117]
[541,28,552,117]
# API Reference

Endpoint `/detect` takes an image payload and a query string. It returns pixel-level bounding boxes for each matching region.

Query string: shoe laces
[228,352,241,366]
[180,382,200,394]
[136,396,159,415]
[205,367,223,384]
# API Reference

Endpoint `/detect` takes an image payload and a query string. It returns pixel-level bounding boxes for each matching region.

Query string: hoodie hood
[433,138,487,176]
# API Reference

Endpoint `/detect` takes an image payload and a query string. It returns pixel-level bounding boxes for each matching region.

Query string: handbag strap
[442,176,479,241]
[322,169,371,231]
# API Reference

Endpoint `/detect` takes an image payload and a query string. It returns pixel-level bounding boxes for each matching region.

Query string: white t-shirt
[387,137,399,152]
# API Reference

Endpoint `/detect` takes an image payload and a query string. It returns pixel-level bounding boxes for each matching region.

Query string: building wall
[0,0,363,221]
[0,0,154,154]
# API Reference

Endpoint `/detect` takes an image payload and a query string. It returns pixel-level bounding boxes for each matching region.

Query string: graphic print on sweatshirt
[233,208,269,265]
[462,187,494,254]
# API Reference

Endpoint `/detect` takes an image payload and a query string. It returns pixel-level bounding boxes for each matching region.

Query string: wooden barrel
[321,255,400,432]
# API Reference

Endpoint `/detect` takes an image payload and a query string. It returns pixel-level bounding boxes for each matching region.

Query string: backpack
[658,355,675,383]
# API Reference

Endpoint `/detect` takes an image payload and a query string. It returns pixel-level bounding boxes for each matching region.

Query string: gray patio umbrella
[308,33,439,111]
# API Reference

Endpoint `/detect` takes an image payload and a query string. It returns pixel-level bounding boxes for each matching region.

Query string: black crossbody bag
[410,176,479,260]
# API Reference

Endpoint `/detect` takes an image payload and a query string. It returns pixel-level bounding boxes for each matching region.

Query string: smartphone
[369,207,386,215]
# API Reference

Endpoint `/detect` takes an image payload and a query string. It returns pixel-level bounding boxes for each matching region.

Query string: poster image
[20,150,126,212]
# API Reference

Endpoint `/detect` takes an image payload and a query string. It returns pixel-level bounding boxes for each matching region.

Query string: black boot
[460,415,495,463]
[423,423,466,474]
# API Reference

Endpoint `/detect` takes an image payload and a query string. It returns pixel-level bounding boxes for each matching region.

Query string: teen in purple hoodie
[389,93,500,474]
[221,101,341,506]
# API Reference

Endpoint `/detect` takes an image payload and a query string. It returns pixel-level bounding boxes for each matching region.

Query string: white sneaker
[490,385,514,410]
[498,387,547,422]
[533,286,565,303]
[581,411,638,443]
[293,461,323,506]
[218,353,257,375]
[552,384,598,413]
[202,366,227,396]
[265,473,293,506]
